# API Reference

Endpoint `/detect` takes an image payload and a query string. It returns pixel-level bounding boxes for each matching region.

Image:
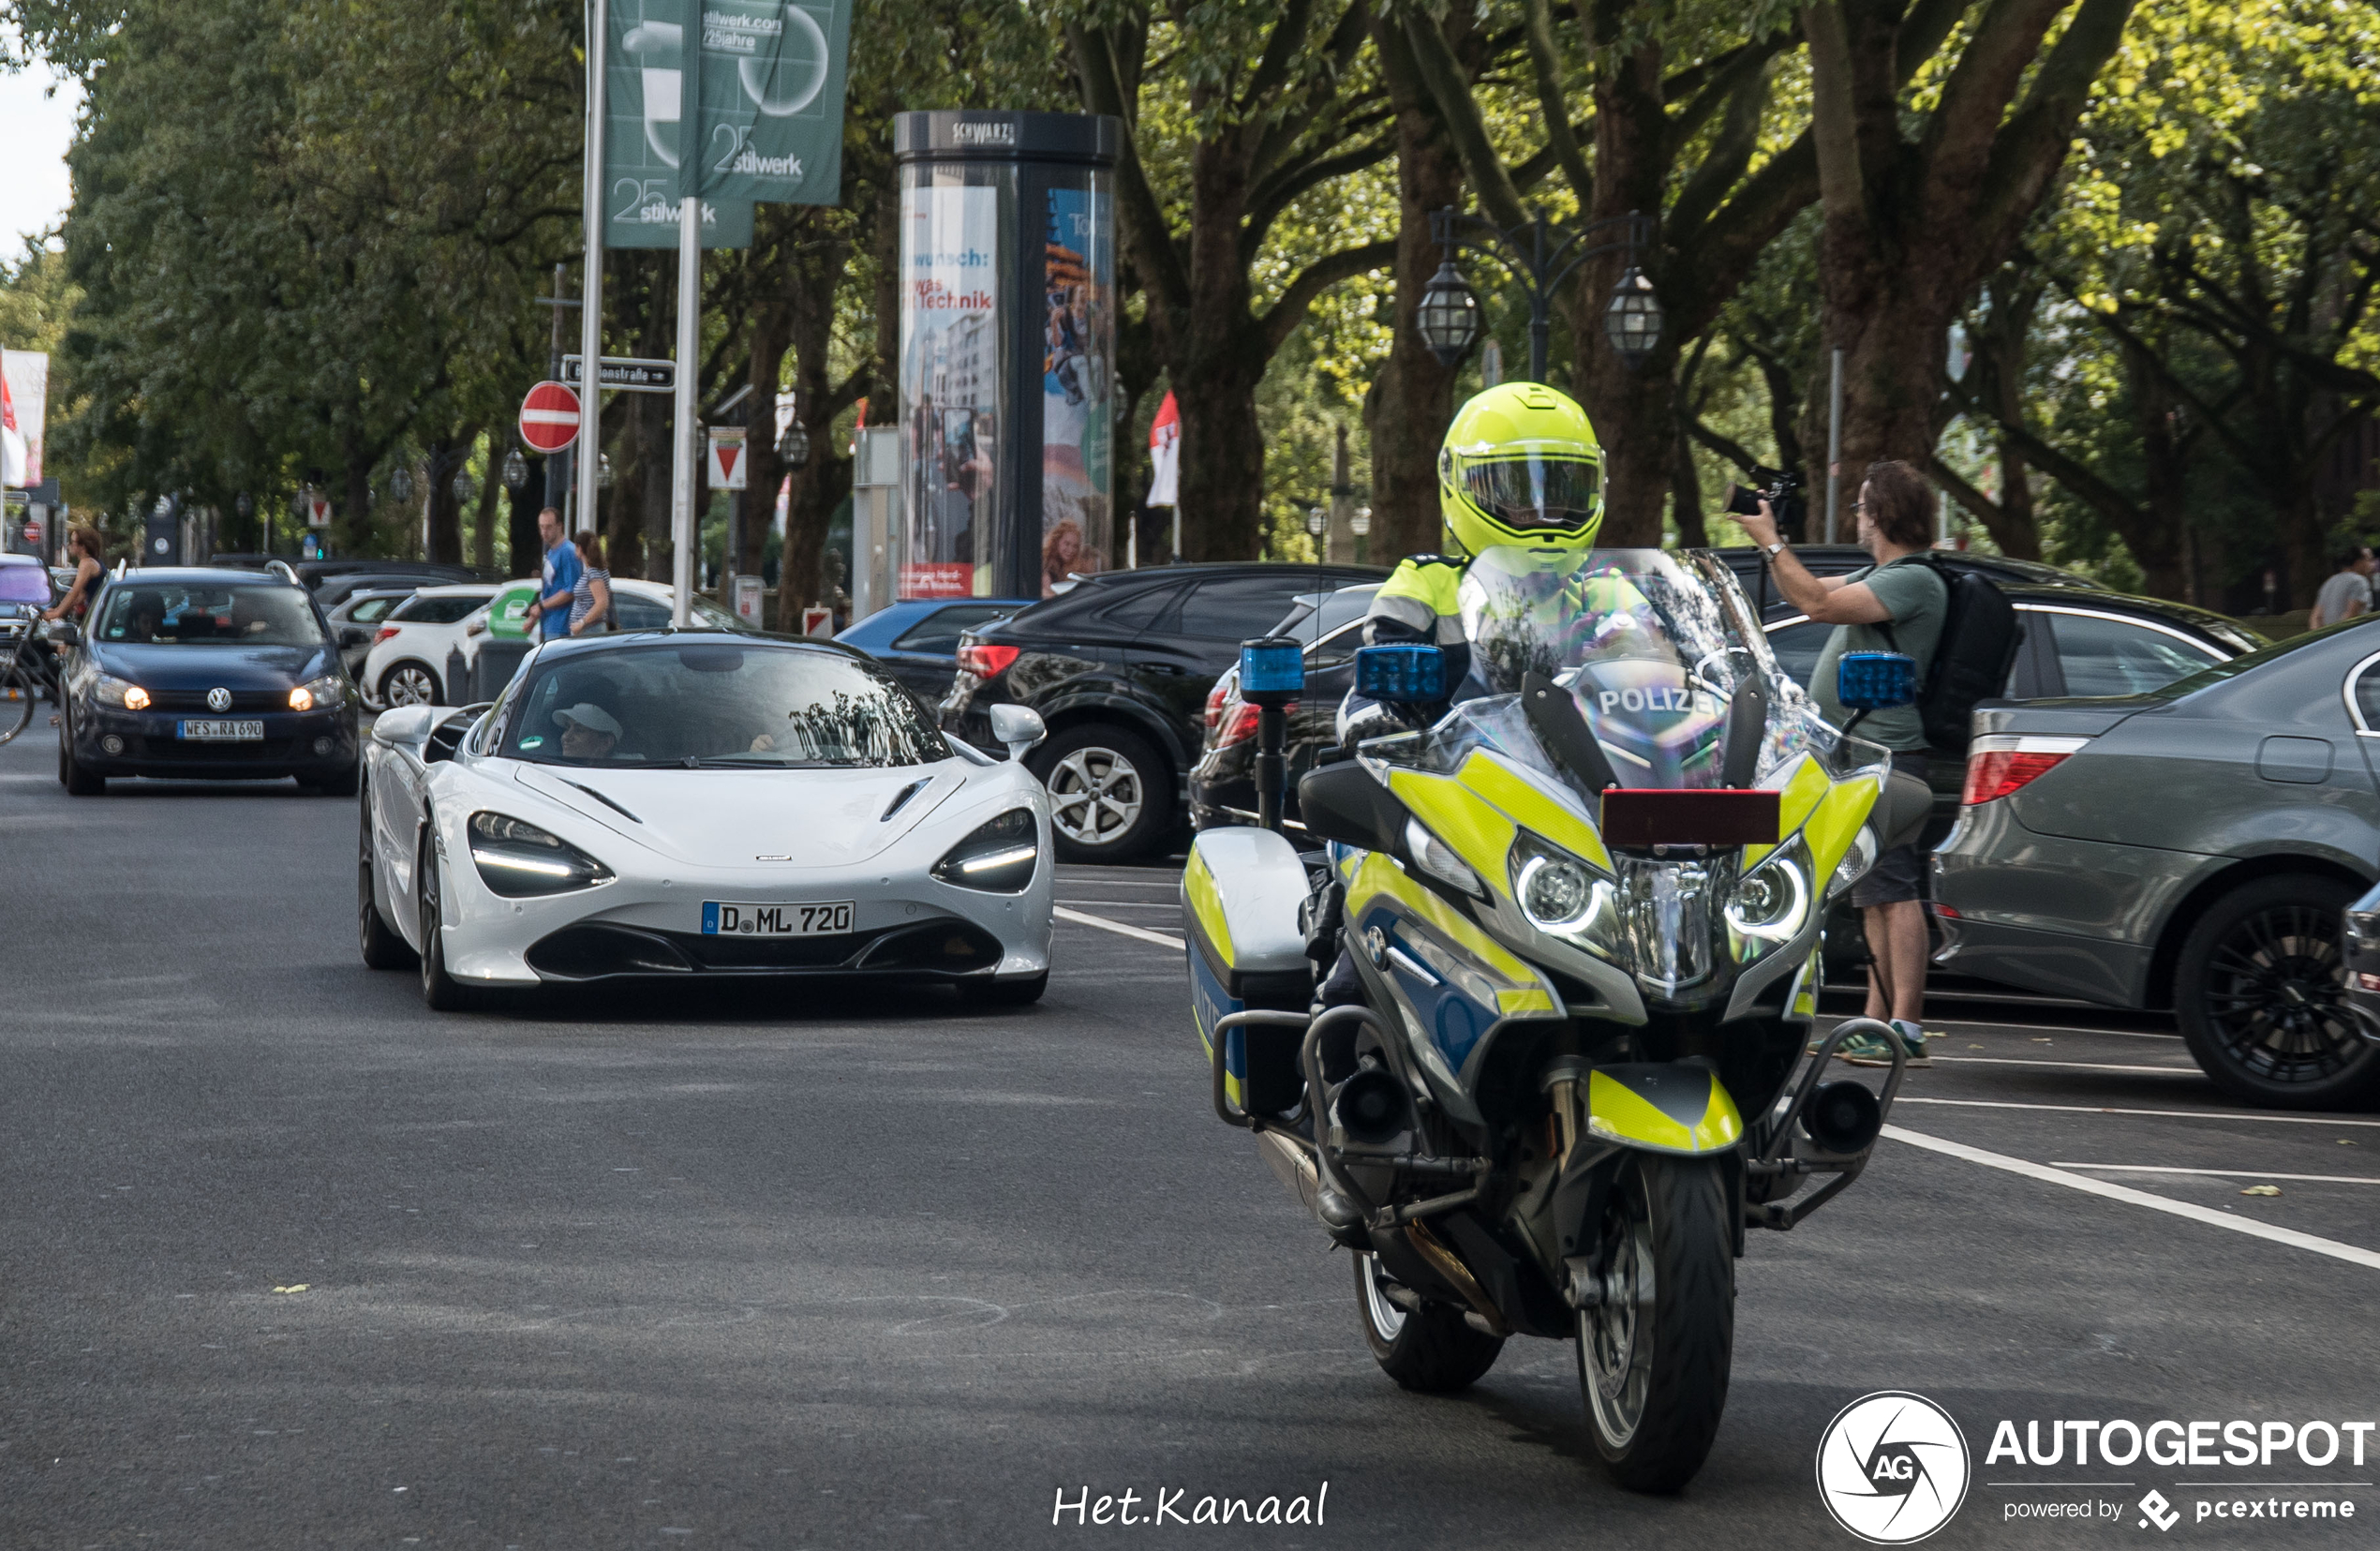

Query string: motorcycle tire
[1354,1251,1502,1394]
[1577,1155,1734,1494]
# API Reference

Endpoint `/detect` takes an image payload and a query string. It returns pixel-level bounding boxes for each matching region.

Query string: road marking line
[1882,1125,2380,1272]
[1896,1096,2380,1127]
[1054,906,1184,951]
[1926,1019,2182,1040]
[2049,1164,2380,1186]
[1929,1055,2202,1075]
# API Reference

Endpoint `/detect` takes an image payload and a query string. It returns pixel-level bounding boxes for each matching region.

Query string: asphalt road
[3,729,2376,1549]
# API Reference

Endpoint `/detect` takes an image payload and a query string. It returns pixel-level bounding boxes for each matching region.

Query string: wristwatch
[1762,541,1788,560]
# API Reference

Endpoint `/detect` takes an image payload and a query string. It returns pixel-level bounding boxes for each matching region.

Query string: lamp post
[777,414,811,472]
[501,447,528,493]
[1417,207,1665,381]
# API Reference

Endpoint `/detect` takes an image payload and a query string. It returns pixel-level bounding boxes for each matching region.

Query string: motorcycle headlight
[290,673,347,712]
[1405,817,1484,900]
[94,675,149,710]
[1831,825,1879,896]
[932,808,1040,893]
[1510,833,1625,959]
[468,811,615,897]
[1727,839,1812,950]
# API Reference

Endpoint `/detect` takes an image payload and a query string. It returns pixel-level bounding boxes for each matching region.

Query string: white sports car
[357,630,1054,1009]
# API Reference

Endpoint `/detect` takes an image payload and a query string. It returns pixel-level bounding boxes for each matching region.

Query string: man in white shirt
[2311,547,2373,629]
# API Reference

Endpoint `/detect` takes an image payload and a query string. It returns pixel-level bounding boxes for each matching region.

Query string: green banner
[604,0,851,246]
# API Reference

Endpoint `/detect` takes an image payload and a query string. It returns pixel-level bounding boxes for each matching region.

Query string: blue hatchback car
[57,567,361,796]
[836,597,1030,706]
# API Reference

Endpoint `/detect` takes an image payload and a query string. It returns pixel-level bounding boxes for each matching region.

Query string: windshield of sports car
[500,642,951,768]
[1367,546,1882,793]
[93,583,326,646]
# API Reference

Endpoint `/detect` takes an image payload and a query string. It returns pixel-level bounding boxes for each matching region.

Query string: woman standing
[568,529,613,635]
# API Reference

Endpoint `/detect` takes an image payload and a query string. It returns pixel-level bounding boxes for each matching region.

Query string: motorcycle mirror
[1837,650,1917,711]
[1354,645,1446,705]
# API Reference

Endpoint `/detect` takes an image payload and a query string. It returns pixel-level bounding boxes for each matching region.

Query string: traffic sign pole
[577,0,607,549]
[671,196,699,628]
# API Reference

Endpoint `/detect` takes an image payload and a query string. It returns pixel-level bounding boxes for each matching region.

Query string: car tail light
[958,642,1019,679]
[1203,680,1229,733]
[1961,735,2089,805]
[1213,700,1289,748]
[375,625,401,642]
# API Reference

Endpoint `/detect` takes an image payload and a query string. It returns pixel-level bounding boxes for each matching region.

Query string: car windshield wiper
[678,754,856,768]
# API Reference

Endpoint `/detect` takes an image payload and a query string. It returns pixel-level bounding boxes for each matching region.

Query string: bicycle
[0,615,62,746]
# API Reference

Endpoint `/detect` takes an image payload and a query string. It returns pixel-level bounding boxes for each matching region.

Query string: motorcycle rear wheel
[1578,1156,1733,1494]
[1354,1251,1502,1394]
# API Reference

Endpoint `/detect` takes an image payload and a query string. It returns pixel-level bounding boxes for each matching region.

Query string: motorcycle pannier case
[1183,827,1313,1117]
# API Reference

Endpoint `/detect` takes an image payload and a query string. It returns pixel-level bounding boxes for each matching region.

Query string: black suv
[941,561,1385,862]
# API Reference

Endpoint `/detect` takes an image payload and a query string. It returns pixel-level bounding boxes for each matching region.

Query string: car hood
[506,760,971,870]
[94,641,334,687]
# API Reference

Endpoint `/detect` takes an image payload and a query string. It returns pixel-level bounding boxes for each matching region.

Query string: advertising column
[893,112,1120,601]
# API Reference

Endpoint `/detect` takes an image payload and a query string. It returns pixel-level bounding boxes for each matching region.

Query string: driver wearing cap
[554,702,622,761]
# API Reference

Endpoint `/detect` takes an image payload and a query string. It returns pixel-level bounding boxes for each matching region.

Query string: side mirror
[1837,651,1918,711]
[1354,645,1447,705]
[372,705,437,746]
[989,703,1046,759]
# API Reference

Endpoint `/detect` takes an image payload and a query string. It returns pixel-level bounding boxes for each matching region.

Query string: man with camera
[1734,462,1944,1067]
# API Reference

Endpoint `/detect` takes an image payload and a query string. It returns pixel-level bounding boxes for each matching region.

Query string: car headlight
[94,675,149,710]
[1405,817,1484,899]
[1831,825,1879,896]
[290,673,347,711]
[1727,838,1812,953]
[932,808,1040,893]
[468,811,615,897]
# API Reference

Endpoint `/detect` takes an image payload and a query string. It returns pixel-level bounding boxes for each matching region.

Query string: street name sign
[518,381,584,454]
[561,355,678,393]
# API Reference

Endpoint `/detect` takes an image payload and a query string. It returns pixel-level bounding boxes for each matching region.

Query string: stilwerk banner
[602,0,852,247]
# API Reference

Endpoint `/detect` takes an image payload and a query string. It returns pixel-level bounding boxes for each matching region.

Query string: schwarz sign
[561,355,678,394]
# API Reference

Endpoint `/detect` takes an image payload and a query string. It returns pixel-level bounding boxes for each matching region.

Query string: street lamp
[501,448,528,492]
[390,466,413,504]
[1417,261,1484,366]
[452,469,474,507]
[777,416,811,472]
[597,453,614,490]
[1304,506,1328,539]
[1422,206,1663,381]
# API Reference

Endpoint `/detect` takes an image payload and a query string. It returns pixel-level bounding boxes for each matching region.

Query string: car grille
[526,919,1005,979]
[147,688,292,712]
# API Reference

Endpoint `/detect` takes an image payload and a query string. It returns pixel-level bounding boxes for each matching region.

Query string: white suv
[359,583,498,707]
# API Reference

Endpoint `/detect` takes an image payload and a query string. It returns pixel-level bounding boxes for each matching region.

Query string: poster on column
[2,350,49,488]
[1039,185,1113,597]
[899,185,1001,600]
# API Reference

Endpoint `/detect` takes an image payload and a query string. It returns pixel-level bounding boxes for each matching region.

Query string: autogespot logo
[1817,1392,1973,1544]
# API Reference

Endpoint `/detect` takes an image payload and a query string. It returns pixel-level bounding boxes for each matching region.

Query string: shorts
[1850,842,1925,908]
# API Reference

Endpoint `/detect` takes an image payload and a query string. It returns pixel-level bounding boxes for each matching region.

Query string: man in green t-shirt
[1735,460,1946,1067]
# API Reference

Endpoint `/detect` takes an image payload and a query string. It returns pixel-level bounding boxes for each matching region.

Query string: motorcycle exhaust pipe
[1331,1067,1412,1146]
[1801,1080,1882,1156]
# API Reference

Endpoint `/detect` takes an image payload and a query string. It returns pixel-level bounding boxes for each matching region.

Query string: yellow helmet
[1436,382,1604,557]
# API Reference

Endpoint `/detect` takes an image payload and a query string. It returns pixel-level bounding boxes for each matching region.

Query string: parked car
[313,569,472,611]
[209,555,486,599]
[941,562,1387,862]
[1708,544,2102,619]
[359,583,499,707]
[1932,618,2380,1108]
[326,587,420,679]
[1187,583,1389,835]
[54,566,359,795]
[452,577,765,701]
[837,597,1031,706]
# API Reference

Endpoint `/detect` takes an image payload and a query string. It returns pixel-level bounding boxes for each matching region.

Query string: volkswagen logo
[205,687,232,712]
[1816,1391,1971,1544]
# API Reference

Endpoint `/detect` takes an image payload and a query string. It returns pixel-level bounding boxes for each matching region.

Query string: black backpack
[1876,557,2020,753]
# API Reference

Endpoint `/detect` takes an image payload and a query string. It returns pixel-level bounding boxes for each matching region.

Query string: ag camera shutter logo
[1816,1391,1971,1544]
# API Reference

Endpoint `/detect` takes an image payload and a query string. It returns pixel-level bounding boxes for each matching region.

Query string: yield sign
[707,426,747,490]
[517,380,583,454]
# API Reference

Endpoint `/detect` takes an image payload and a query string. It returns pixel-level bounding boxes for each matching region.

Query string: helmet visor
[1461,453,1601,530]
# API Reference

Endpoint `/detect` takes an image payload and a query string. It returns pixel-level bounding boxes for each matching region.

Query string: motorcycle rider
[1341,380,1614,741]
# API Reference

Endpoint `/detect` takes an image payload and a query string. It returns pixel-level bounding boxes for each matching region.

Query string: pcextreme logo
[1817,1391,1974,1544]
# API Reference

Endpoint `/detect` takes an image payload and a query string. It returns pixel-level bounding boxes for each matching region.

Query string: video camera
[1723,467,1807,543]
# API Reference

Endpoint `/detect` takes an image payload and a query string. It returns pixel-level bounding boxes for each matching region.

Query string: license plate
[702,901,855,936]
[179,720,264,741]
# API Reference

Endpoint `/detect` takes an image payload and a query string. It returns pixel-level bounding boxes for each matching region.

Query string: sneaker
[1843,1022,1932,1068]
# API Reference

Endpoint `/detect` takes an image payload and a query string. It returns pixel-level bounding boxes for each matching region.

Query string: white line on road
[1926,1020,2182,1040]
[2049,1164,2380,1186]
[1882,1125,2380,1272]
[1896,1096,2380,1127]
[1928,1056,2202,1075]
[1054,906,1184,951]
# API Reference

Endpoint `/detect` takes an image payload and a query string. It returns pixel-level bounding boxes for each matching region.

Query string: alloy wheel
[1358,1254,1406,1343]
[2201,902,2357,1087]
[1581,1177,1657,1451]
[1045,746,1143,848]
[383,664,437,708]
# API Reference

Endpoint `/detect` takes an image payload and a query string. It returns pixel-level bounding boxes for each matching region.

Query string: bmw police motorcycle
[1183,544,1928,1492]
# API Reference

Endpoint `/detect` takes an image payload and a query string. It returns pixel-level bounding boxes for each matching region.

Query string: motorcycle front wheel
[1354,1251,1503,1394]
[1577,1155,1733,1493]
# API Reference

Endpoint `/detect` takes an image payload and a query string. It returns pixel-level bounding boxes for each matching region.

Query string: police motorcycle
[1183,545,1929,1492]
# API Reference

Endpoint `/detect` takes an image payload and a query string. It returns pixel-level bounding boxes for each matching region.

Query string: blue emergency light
[1354,644,1448,705]
[1238,637,1306,706]
[1836,651,1919,711]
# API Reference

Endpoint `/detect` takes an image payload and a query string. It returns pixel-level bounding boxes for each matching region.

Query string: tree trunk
[341,445,375,558]
[1173,127,1270,564]
[509,469,543,578]
[472,446,500,574]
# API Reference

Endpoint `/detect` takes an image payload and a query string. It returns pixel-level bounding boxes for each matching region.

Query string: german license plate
[702,901,855,936]
[178,720,264,741]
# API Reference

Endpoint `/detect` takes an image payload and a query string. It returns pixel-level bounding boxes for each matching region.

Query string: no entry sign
[517,380,583,454]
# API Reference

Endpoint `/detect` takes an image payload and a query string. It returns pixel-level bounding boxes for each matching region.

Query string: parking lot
[2,725,2375,1548]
